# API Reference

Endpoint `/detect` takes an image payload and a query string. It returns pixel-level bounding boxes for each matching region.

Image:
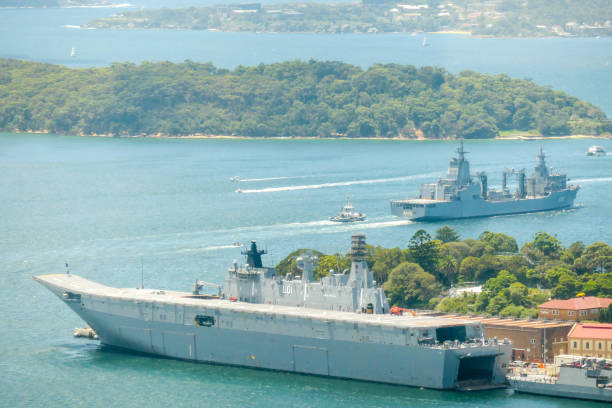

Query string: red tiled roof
[538,296,612,311]
[568,323,612,340]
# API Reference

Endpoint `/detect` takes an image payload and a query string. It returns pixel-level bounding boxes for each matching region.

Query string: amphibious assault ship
[35,234,511,390]
[390,142,579,221]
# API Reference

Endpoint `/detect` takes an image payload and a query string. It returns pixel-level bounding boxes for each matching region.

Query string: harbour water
[1,133,612,407]
[1,3,612,407]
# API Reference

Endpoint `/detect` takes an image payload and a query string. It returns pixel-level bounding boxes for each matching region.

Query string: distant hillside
[0,59,609,138]
[87,0,612,37]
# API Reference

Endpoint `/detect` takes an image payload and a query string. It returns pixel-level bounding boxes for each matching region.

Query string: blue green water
[2,133,612,407]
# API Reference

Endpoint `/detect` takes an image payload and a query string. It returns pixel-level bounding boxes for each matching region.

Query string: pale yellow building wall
[568,336,612,358]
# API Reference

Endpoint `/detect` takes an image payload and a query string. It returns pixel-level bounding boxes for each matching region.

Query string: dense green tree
[459,256,480,283]
[0,59,608,138]
[383,262,442,308]
[407,229,440,274]
[544,266,576,288]
[435,226,461,243]
[368,246,407,284]
[573,242,612,274]
[532,231,563,259]
[551,273,581,299]
[271,230,612,319]
[479,231,518,253]
[598,304,612,323]
[437,293,478,315]
[439,241,471,264]
[561,241,585,264]
[438,255,459,286]
[463,239,491,258]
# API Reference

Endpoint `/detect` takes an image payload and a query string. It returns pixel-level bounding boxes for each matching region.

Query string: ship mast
[454,139,471,188]
[243,241,266,268]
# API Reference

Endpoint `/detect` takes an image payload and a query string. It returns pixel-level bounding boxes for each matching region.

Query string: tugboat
[330,197,366,222]
[586,146,606,156]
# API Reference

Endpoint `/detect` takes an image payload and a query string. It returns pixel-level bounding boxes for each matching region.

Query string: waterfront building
[443,315,573,362]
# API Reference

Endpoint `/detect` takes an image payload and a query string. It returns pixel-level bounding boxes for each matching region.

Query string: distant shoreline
[10,129,612,141]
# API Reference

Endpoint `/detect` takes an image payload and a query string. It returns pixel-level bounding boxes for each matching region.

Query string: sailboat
[70,47,76,58]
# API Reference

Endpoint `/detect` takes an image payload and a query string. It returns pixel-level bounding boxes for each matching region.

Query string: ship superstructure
[225,235,386,313]
[35,234,511,390]
[390,142,579,221]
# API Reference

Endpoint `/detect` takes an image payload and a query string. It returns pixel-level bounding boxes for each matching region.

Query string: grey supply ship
[35,234,511,390]
[509,357,612,402]
[390,142,579,221]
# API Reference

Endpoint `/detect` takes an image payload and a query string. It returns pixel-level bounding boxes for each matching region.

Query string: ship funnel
[477,172,487,199]
[518,169,526,198]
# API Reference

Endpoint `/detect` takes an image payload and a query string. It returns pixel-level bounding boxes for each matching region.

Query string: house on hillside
[538,297,612,322]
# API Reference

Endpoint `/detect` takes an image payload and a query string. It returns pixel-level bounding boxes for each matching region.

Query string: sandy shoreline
[9,129,612,141]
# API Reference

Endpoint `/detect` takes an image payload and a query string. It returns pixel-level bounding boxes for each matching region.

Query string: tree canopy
[274,228,612,318]
[1,59,608,139]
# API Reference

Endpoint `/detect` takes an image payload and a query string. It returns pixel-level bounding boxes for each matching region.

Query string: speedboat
[586,146,606,156]
[330,198,366,222]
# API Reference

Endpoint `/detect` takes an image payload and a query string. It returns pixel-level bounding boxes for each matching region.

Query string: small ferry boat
[330,198,366,222]
[509,357,612,402]
[586,145,606,156]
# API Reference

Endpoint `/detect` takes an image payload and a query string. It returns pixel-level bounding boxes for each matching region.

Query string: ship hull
[390,188,578,221]
[36,275,511,390]
[510,379,612,402]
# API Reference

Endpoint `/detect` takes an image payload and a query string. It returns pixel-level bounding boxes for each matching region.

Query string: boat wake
[168,244,241,254]
[572,177,612,184]
[237,175,315,182]
[65,3,134,9]
[160,218,412,254]
[238,173,436,194]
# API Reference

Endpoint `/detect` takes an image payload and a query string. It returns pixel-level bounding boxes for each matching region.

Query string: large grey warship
[35,234,511,390]
[390,142,579,221]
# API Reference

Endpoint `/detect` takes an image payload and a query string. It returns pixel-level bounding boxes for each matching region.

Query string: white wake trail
[238,173,436,194]
[238,175,316,182]
[572,177,612,184]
